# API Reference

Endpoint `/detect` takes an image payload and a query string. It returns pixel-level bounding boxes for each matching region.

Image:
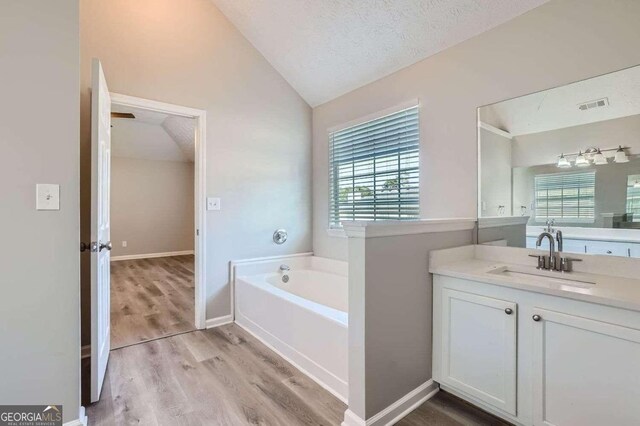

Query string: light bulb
[575,151,589,167]
[593,149,608,165]
[557,154,571,168]
[614,146,629,163]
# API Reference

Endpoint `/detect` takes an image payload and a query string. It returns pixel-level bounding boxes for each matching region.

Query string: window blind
[534,171,595,222]
[626,175,640,222]
[329,105,419,226]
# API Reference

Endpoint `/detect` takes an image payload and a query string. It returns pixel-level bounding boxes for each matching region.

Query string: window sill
[326,228,347,238]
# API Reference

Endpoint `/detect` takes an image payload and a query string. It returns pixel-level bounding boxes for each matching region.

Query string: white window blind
[534,171,595,222]
[627,175,640,222]
[329,105,420,226]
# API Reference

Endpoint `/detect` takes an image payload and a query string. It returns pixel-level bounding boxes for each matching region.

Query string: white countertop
[430,245,640,312]
[526,226,640,244]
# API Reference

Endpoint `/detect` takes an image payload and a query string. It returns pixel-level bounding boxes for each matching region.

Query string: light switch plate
[36,184,60,210]
[207,197,221,211]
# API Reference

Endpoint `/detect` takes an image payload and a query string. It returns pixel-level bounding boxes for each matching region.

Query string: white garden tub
[233,255,348,402]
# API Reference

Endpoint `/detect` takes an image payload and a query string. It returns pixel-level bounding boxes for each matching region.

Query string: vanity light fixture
[575,151,589,167]
[614,145,629,163]
[557,153,571,168]
[593,148,608,165]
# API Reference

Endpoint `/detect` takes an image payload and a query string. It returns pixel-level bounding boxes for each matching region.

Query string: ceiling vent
[578,97,609,111]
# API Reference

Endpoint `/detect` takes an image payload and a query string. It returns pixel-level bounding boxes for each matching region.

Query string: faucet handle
[529,254,547,270]
[559,257,582,272]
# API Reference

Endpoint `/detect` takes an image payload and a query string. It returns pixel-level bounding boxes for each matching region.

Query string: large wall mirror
[477,65,640,258]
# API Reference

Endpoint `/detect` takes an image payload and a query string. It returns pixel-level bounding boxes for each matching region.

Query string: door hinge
[196,229,200,236]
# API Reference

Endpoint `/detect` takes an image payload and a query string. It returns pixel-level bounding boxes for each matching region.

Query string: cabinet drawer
[585,240,630,256]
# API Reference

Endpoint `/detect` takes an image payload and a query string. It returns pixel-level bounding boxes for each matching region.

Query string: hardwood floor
[110,255,195,349]
[399,391,512,425]
[89,323,510,426]
[88,324,347,425]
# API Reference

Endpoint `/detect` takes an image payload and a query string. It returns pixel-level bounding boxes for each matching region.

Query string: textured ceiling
[111,105,195,162]
[211,0,549,106]
[480,64,640,136]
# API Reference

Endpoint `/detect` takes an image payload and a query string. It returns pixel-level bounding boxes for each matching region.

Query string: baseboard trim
[63,406,87,426]
[205,315,233,329]
[342,380,439,426]
[110,250,194,261]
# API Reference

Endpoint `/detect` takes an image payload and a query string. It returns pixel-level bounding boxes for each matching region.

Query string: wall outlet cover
[207,197,221,211]
[36,184,60,210]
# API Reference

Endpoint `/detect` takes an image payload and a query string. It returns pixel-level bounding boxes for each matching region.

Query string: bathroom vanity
[430,245,640,426]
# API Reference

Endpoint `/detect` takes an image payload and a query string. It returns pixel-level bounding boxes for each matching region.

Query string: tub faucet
[279,264,290,272]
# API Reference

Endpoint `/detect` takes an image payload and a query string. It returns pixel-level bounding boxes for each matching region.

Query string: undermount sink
[486,265,596,288]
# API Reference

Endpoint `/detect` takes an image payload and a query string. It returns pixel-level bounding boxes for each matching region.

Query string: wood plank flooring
[89,324,510,426]
[110,255,195,349]
[88,324,347,425]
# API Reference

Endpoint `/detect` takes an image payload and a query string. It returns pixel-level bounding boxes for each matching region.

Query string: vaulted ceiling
[211,0,549,106]
[111,105,195,162]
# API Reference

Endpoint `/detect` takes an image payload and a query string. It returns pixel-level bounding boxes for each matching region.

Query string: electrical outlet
[122,241,127,248]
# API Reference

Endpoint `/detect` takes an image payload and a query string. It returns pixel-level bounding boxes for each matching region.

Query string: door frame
[110,92,207,329]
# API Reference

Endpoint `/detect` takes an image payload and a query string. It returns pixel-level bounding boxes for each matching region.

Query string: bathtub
[233,254,348,402]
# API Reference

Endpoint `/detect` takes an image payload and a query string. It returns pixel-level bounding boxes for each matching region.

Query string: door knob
[505,308,513,315]
[99,241,112,251]
[532,314,542,322]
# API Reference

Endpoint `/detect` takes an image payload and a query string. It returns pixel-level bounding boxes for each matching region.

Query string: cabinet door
[532,309,640,426]
[440,288,517,415]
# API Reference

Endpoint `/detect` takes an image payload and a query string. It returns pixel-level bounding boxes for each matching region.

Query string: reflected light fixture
[593,148,608,165]
[557,153,571,168]
[635,180,640,189]
[614,145,629,163]
[575,151,589,167]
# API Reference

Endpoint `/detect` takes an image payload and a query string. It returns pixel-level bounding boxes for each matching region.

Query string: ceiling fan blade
[111,112,136,119]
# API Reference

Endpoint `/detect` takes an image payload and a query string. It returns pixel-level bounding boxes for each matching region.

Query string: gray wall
[80,0,313,345]
[0,1,80,423]
[313,0,640,261]
[111,157,194,257]
[348,229,474,419]
[512,114,640,168]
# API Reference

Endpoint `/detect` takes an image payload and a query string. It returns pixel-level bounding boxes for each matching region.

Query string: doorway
[109,94,206,346]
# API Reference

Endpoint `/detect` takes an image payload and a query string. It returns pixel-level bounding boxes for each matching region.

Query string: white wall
[80,0,312,345]
[313,0,640,261]
[111,157,194,257]
[0,1,81,423]
[479,128,512,217]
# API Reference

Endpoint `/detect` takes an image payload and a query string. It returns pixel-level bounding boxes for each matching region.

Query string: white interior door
[90,58,112,403]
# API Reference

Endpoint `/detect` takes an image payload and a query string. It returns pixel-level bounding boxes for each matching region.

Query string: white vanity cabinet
[438,289,517,415]
[433,274,640,426]
[532,308,640,426]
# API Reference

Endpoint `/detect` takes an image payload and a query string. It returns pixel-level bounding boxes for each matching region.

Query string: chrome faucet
[536,232,557,270]
[279,264,290,272]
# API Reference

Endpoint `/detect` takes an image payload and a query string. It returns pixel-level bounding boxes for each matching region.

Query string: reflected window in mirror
[627,175,640,222]
[534,171,595,223]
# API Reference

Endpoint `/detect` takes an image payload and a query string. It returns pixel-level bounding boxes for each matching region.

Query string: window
[627,175,640,222]
[329,105,420,226]
[534,171,595,222]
